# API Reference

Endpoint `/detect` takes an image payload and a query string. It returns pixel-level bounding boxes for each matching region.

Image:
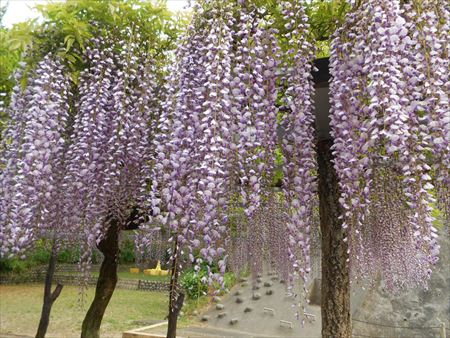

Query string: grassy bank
[0,284,168,338]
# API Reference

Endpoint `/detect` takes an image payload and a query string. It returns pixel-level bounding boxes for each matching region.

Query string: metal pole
[440,320,446,338]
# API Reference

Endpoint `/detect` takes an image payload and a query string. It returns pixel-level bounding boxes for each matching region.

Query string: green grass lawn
[0,284,168,338]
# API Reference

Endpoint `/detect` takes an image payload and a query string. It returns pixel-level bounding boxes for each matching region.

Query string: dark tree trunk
[317,140,351,338]
[36,241,63,338]
[166,236,184,338]
[81,219,119,338]
[167,292,185,338]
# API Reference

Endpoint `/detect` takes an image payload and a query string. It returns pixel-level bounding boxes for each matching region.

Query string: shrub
[119,235,136,264]
[180,269,208,300]
[180,265,237,300]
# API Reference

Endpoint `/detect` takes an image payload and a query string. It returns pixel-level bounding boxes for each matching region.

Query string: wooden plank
[123,332,166,338]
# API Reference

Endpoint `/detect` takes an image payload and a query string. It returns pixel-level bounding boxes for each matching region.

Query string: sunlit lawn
[0,284,168,338]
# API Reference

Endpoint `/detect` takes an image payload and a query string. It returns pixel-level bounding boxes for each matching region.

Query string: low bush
[119,235,135,264]
[180,264,236,300]
[180,269,208,300]
[0,239,102,273]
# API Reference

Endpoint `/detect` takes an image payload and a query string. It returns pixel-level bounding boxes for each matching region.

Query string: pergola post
[317,140,351,338]
[313,58,351,338]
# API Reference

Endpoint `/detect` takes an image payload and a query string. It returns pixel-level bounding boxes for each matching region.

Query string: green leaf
[64,54,76,64]
[64,35,75,52]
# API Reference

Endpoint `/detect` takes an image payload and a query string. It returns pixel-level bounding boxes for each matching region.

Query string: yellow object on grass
[144,260,169,276]
[129,267,140,274]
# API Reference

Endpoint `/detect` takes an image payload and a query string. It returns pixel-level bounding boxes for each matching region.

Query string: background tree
[0,3,35,138]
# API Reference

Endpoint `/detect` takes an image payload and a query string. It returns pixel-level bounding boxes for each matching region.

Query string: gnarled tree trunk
[317,140,351,338]
[81,219,119,338]
[36,241,63,338]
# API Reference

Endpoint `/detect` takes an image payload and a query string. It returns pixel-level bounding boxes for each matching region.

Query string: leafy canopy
[0,0,187,137]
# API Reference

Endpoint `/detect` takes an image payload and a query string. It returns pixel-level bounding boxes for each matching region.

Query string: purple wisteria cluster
[3,0,445,316]
[231,6,280,216]
[150,0,320,321]
[265,193,292,281]
[402,0,449,222]
[0,56,72,257]
[225,2,286,284]
[64,34,158,273]
[330,0,447,290]
[1,31,159,275]
[223,0,318,319]
[150,0,283,286]
[279,0,317,296]
[228,192,291,284]
[149,0,234,279]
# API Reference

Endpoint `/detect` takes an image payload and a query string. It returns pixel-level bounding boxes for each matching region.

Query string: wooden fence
[0,269,169,293]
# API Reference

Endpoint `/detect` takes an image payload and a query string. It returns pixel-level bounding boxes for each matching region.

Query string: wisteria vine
[1,30,160,282]
[277,1,318,316]
[330,0,448,290]
[0,55,72,257]
[64,32,159,279]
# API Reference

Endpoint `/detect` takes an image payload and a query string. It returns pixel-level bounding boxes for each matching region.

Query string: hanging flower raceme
[0,55,71,258]
[265,192,292,283]
[401,0,450,222]
[153,0,286,291]
[279,0,317,293]
[1,66,30,257]
[226,201,249,276]
[194,1,236,277]
[133,227,164,268]
[219,3,282,286]
[63,34,157,272]
[150,0,236,291]
[231,6,280,217]
[227,192,292,283]
[330,0,442,290]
